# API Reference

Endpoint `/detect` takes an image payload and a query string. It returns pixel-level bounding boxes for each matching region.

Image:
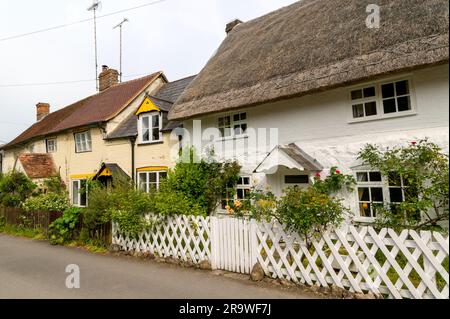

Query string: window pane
[371,187,384,202]
[358,188,370,201]
[363,87,375,98]
[397,96,411,112]
[395,80,409,96]
[365,102,377,116]
[360,203,371,217]
[382,83,395,98]
[240,113,247,121]
[389,188,403,202]
[351,89,362,100]
[285,175,309,184]
[218,117,224,127]
[80,180,87,206]
[152,128,160,141]
[357,172,368,182]
[233,114,240,122]
[237,189,244,199]
[142,116,149,129]
[159,172,167,180]
[148,173,157,183]
[243,177,250,185]
[143,128,150,141]
[223,116,230,126]
[138,173,147,191]
[152,115,159,127]
[72,181,79,205]
[234,125,242,135]
[383,98,396,113]
[388,172,401,186]
[352,104,364,118]
[241,123,247,134]
[369,171,382,182]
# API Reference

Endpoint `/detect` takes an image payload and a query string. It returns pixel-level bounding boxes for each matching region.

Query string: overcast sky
[0,0,297,144]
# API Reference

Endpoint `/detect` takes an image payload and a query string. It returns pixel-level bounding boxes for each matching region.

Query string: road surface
[0,234,315,299]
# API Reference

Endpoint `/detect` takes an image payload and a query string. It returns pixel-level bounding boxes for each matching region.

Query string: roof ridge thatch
[169,0,449,121]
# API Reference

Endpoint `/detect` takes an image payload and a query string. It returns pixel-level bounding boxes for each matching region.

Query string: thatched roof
[169,0,449,120]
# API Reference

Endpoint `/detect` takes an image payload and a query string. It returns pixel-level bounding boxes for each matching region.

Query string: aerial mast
[113,18,129,83]
[87,0,102,90]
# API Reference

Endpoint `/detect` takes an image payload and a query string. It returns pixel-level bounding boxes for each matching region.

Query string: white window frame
[221,176,252,210]
[137,170,167,193]
[138,112,162,144]
[46,138,57,153]
[74,131,92,153]
[217,112,248,140]
[348,76,416,123]
[72,179,88,207]
[353,170,410,222]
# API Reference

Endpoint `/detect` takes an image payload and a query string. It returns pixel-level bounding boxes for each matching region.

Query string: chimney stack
[98,65,119,91]
[226,19,243,34]
[36,102,50,122]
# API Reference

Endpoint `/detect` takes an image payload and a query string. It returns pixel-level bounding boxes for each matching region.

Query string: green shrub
[48,207,83,245]
[277,187,347,246]
[22,192,70,212]
[160,148,241,215]
[358,139,449,231]
[0,172,36,207]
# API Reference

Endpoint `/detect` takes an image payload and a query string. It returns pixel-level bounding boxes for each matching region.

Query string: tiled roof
[19,153,57,179]
[107,75,196,140]
[2,72,162,149]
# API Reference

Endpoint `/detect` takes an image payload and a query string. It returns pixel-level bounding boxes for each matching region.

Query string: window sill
[214,134,249,142]
[75,150,92,154]
[352,216,376,224]
[347,111,417,124]
[137,141,164,146]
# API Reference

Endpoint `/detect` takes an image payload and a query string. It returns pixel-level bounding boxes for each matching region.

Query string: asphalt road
[0,234,315,299]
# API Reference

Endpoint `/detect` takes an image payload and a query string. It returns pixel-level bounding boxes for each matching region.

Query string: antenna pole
[93,7,99,90]
[113,18,128,83]
[119,23,122,82]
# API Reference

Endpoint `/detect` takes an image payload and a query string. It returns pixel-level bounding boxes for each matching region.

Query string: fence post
[250,219,258,268]
[210,217,218,270]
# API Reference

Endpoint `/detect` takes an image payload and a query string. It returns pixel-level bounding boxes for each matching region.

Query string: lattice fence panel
[112,215,211,264]
[254,220,449,299]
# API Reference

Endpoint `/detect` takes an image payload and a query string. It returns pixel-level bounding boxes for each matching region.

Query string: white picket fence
[112,215,449,299]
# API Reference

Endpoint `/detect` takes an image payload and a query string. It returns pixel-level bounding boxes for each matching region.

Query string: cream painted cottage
[0,66,194,206]
[169,0,449,222]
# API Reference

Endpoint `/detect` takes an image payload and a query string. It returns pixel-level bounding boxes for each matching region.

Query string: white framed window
[72,179,88,207]
[355,170,414,220]
[139,112,162,143]
[46,138,57,153]
[218,112,247,138]
[74,131,92,153]
[138,170,167,192]
[221,176,251,209]
[349,78,414,121]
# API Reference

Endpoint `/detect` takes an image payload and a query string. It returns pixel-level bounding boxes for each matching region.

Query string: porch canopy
[93,163,130,181]
[254,143,323,174]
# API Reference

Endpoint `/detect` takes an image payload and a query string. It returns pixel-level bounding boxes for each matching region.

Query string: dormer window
[140,112,162,143]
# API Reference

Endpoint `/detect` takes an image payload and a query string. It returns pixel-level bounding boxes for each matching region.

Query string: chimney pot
[98,66,119,91]
[226,19,243,34]
[36,102,50,122]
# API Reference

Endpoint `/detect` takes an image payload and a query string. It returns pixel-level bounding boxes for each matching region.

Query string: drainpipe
[130,136,136,184]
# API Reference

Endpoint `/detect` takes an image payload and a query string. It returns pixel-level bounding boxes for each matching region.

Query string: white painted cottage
[169,0,449,223]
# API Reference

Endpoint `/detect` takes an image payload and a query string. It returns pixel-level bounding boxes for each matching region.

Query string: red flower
[335,170,341,174]
[411,141,417,145]
[315,173,321,178]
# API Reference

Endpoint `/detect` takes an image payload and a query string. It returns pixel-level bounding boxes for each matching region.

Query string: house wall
[182,64,449,219]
